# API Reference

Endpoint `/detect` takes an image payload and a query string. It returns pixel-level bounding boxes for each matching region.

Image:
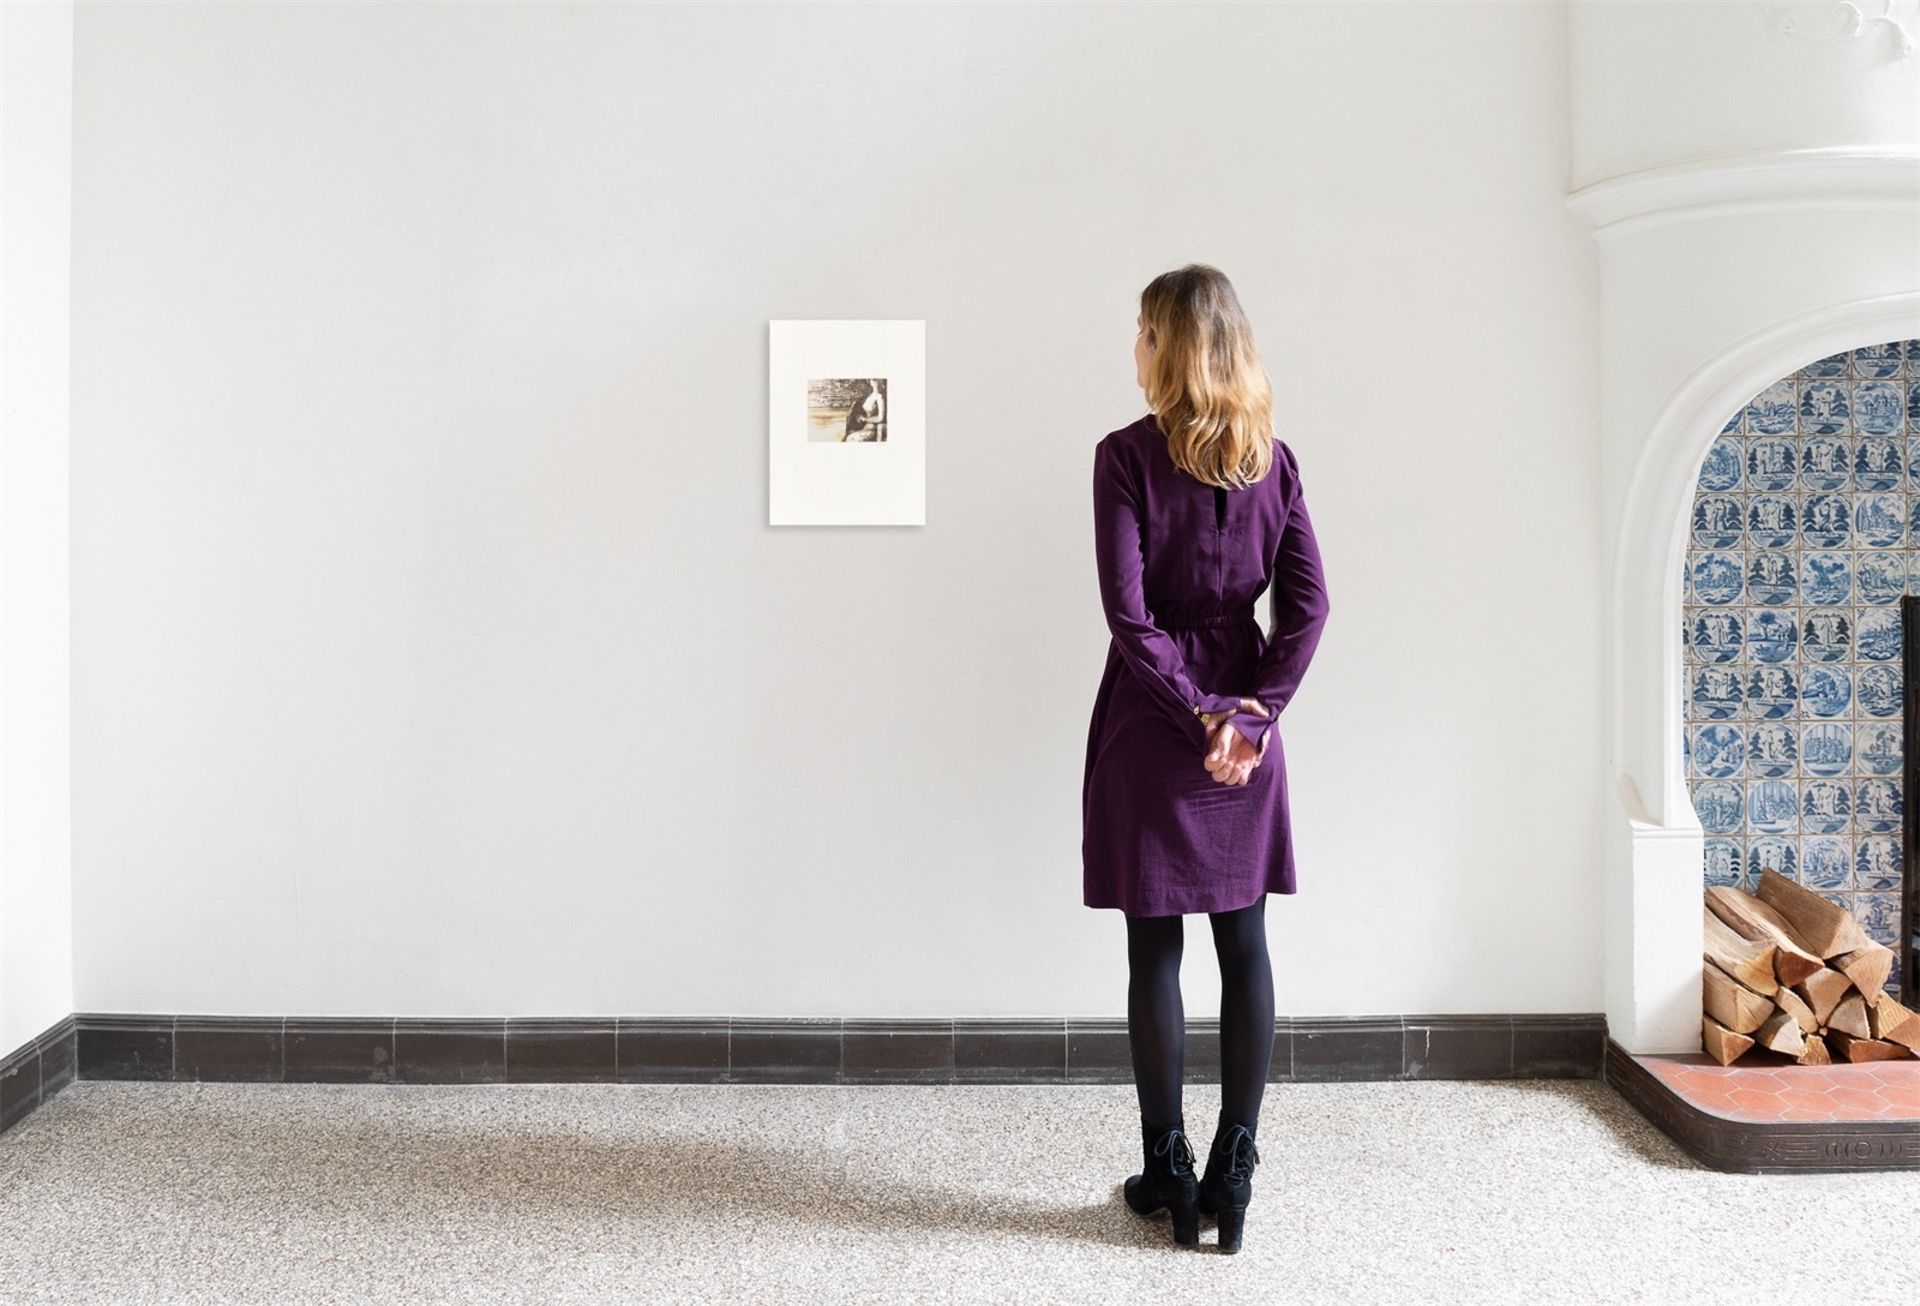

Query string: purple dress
[1081,413,1331,917]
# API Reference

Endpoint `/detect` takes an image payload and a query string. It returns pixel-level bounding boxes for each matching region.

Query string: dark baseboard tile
[1512,1014,1609,1078]
[1310,1014,1609,1082]
[1406,1014,1513,1079]
[954,1018,1067,1083]
[0,1015,77,1137]
[507,1018,618,1083]
[843,1018,954,1083]
[1064,1016,1270,1084]
[288,1018,398,1083]
[177,1016,285,1083]
[727,1017,841,1083]
[1295,1017,1406,1081]
[395,1018,507,1084]
[36,1013,1607,1103]
[616,1017,727,1082]
[75,1013,173,1081]
[1410,1014,1607,1081]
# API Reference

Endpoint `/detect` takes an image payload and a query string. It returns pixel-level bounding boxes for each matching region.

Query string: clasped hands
[1199,698,1270,786]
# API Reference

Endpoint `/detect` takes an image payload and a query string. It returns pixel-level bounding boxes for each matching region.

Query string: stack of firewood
[1702,866,1920,1066]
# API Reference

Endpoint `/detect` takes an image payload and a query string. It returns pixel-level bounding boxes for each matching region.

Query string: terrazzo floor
[1,1078,1916,1305]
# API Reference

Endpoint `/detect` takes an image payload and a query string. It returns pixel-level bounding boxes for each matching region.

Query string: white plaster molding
[1617,771,1698,841]
[1758,1,1919,59]
[1567,146,1920,235]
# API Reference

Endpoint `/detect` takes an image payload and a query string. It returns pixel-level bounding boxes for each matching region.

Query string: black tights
[1124,896,1274,1133]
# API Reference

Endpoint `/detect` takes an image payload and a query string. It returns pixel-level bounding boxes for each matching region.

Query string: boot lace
[1152,1127,1197,1176]
[1216,1125,1260,1182]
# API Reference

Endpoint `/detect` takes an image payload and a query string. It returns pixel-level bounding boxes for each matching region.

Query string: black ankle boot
[1122,1117,1200,1246]
[1196,1114,1261,1253]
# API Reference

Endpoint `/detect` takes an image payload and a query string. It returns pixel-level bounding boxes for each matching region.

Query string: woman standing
[1081,264,1331,1253]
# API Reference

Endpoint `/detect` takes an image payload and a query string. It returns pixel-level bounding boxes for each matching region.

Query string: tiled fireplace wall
[1683,337,1920,1000]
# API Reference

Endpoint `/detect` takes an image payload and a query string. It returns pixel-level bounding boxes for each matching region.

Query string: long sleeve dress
[1081,412,1331,917]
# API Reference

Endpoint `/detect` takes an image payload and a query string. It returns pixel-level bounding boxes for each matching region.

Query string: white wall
[1,0,75,1057]
[68,2,1601,1021]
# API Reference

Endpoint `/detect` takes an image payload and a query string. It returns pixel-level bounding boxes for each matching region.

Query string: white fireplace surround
[1569,0,1920,1053]
[1599,281,1919,1053]
[1571,158,1920,1050]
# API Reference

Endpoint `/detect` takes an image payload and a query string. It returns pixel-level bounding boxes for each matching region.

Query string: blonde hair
[1138,263,1276,489]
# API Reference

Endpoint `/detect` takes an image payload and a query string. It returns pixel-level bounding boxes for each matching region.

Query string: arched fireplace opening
[1681,337,1919,1012]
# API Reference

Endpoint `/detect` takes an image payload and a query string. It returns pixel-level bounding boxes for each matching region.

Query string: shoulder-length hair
[1138,263,1276,490]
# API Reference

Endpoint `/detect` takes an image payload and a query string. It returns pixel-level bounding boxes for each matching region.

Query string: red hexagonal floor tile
[1639,1050,1920,1122]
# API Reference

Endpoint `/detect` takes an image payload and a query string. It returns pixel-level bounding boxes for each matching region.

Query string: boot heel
[1127,1121,1201,1247]
[1216,1202,1246,1254]
[1170,1190,1200,1246]
[1199,1117,1261,1254]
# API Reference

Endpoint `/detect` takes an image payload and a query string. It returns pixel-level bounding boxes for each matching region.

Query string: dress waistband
[1150,598,1257,629]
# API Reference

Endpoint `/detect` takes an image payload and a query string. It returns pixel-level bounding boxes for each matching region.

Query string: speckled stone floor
[1,1078,1916,1305]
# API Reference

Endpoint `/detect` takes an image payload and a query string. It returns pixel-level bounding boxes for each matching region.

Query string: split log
[1797,1031,1832,1065]
[1867,993,1920,1054]
[1702,1015,1756,1066]
[1827,992,1871,1039]
[1827,1032,1912,1063]
[1773,984,1819,1036]
[1704,960,1774,1034]
[1754,1008,1807,1057]
[1704,906,1779,995]
[1705,886,1825,987]
[1831,942,1893,1007]
[1751,866,1876,958]
[1793,968,1855,1026]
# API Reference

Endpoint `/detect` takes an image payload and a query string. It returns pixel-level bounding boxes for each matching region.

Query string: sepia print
[808,377,888,442]
[769,319,922,524]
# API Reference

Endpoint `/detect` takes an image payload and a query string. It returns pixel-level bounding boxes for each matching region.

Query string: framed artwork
[768,319,926,525]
